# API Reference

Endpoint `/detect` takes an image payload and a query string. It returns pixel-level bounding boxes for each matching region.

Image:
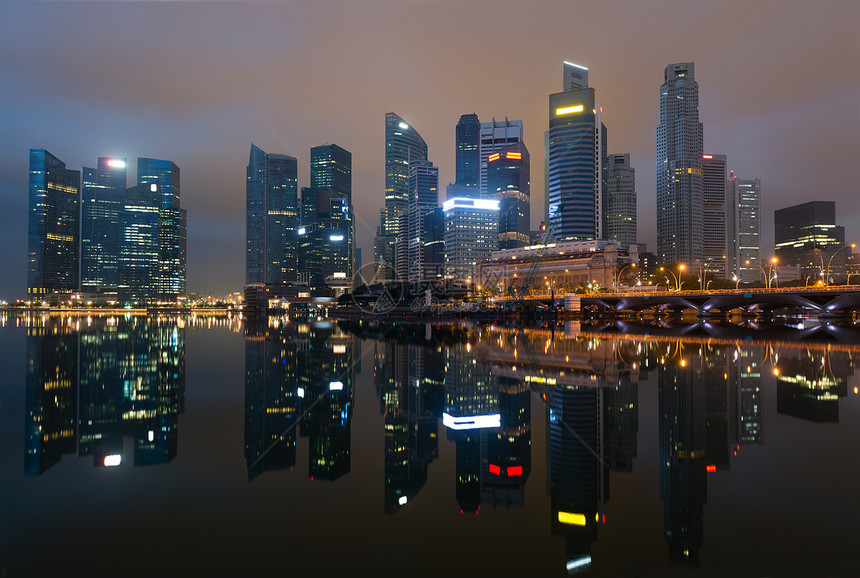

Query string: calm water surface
[1,312,859,577]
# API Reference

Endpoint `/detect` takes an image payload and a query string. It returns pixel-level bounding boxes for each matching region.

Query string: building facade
[726,173,761,283]
[311,144,354,279]
[701,154,727,279]
[479,119,524,198]
[375,113,428,279]
[81,157,127,293]
[246,144,299,285]
[604,153,637,249]
[657,62,704,267]
[487,145,530,249]
[774,200,845,282]
[455,113,481,195]
[407,160,439,283]
[546,61,606,242]
[27,149,80,299]
[443,197,499,282]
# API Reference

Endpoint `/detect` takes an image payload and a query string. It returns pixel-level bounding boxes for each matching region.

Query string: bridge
[577,286,860,317]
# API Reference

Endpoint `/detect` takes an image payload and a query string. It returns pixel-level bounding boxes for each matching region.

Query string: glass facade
[245,144,299,285]
[774,200,845,281]
[701,154,727,278]
[81,158,127,292]
[487,145,530,249]
[443,198,499,281]
[455,113,481,194]
[118,184,162,304]
[657,62,704,266]
[407,160,439,282]
[604,153,637,249]
[27,149,80,298]
[311,143,354,280]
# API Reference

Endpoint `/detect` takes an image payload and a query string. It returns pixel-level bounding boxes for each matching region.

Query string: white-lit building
[443,197,499,282]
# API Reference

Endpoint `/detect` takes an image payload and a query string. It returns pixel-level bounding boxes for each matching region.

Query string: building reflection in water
[25,315,186,474]
[243,318,355,482]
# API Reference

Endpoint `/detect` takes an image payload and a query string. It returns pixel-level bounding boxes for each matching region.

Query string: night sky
[2,0,858,300]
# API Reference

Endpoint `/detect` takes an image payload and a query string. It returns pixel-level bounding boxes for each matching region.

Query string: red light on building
[489,464,501,475]
[706,465,717,473]
[702,154,713,159]
[507,466,523,477]
[488,153,500,162]
[506,152,522,160]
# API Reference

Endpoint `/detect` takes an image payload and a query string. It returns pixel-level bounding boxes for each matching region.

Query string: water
[1,312,859,577]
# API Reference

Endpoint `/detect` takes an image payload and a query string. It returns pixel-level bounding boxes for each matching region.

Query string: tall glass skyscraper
[455,113,481,194]
[138,157,186,299]
[702,154,727,278]
[246,144,299,285]
[479,119,523,199]
[375,113,428,278]
[487,145,530,249]
[28,149,80,298]
[81,158,127,292]
[118,183,162,304]
[311,143,354,281]
[604,153,637,249]
[406,160,439,282]
[546,62,607,241]
[657,62,704,266]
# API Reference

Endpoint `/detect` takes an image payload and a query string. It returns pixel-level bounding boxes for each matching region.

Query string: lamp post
[732,273,740,290]
[660,265,684,292]
[825,243,855,286]
[615,263,636,290]
[757,257,778,289]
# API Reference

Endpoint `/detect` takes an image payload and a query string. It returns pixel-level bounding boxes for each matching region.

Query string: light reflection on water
[2,315,859,576]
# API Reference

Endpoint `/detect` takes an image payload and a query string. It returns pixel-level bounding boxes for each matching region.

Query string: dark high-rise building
[118,183,162,304]
[657,62,704,266]
[604,153,637,249]
[422,208,445,282]
[774,201,845,282]
[298,187,351,290]
[701,154,727,279]
[137,158,186,300]
[455,113,481,194]
[407,160,439,282]
[375,113,428,279]
[480,118,524,199]
[311,144,354,280]
[246,144,299,285]
[487,144,530,249]
[727,173,761,283]
[546,62,607,241]
[81,158,127,293]
[27,149,80,299]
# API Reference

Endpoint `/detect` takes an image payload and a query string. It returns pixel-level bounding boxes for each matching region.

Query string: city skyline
[2,1,858,299]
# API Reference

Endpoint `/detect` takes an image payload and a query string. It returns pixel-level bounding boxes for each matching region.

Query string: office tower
[311,144,354,278]
[443,197,499,282]
[138,158,186,300]
[298,187,351,290]
[422,208,445,282]
[118,183,162,304]
[774,200,845,282]
[375,113,428,279]
[487,144,530,249]
[701,154,727,278]
[407,160,439,283]
[546,61,607,241]
[246,144,299,285]
[726,173,762,283]
[479,118,524,198]
[394,210,410,283]
[657,62,704,266]
[455,113,481,194]
[81,158,127,293]
[604,153,637,249]
[27,149,80,299]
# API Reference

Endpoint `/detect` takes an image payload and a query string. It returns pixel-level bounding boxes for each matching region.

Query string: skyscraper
[375,113,428,278]
[546,61,607,241]
[138,157,186,300]
[487,145,530,249]
[81,158,127,293]
[657,62,704,266]
[701,154,727,278]
[297,187,351,290]
[118,183,161,304]
[246,144,299,285]
[28,149,80,299]
[310,144,354,279]
[603,153,637,248]
[726,173,761,283]
[443,197,499,282]
[406,160,439,283]
[455,113,481,194]
[479,118,523,198]
[774,200,844,282]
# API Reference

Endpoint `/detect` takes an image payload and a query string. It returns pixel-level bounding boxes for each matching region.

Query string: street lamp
[825,243,855,286]
[732,273,740,290]
[615,263,636,290]
[660,265,684,292]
